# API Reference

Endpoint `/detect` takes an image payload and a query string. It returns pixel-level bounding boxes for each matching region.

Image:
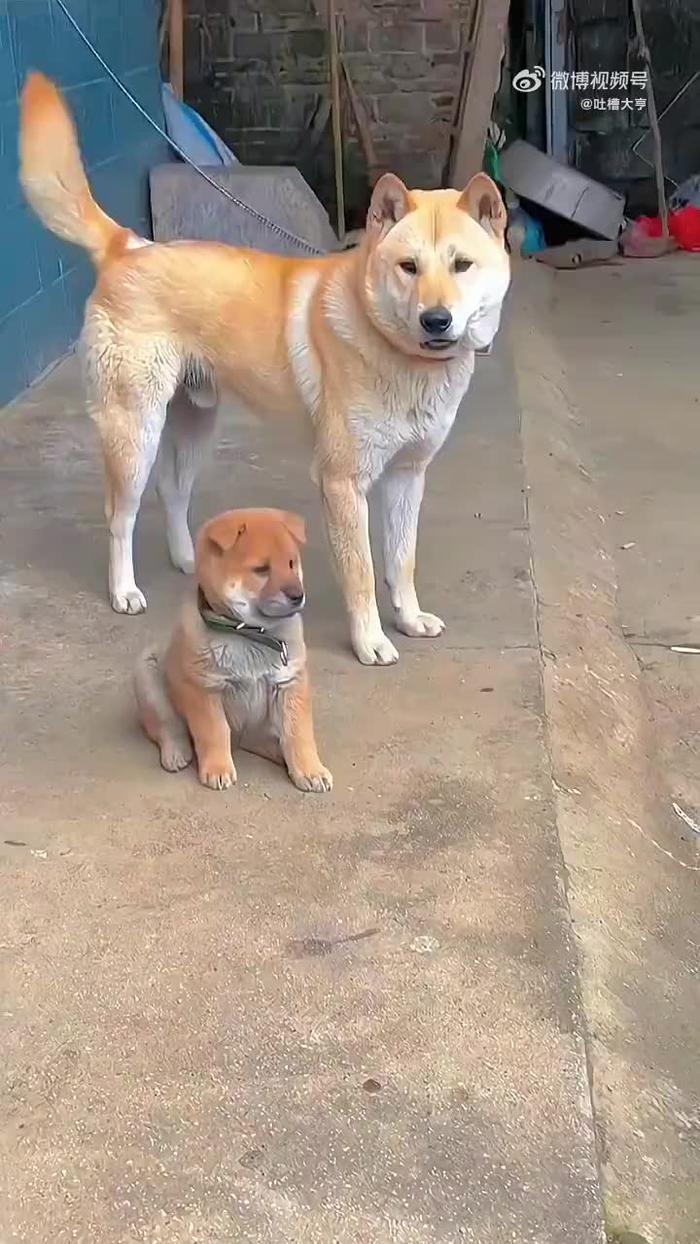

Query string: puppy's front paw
[199,758,237,790]
[397,610,445,638]
[290,764,334,794]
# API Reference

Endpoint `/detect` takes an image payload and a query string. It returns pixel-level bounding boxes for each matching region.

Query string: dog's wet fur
[20,72,510,666]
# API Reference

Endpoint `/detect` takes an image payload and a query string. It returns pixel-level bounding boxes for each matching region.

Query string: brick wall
[0,0,168,407]
[186,0,474,228]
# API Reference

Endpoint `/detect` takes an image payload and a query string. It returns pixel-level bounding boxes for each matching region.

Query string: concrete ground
[540,257,700,1244]
[0,323,605,1242]
[1,257,698,1244]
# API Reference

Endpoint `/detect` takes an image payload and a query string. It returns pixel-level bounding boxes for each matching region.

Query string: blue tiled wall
[0,0,169,406]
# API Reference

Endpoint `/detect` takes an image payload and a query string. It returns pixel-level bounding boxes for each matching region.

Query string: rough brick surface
[186,0,475,226]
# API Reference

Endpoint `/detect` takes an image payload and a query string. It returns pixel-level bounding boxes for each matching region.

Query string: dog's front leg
[278,673,333,793]
[169,677,236,790]
[380,462,445,639]
[321,475,399,666]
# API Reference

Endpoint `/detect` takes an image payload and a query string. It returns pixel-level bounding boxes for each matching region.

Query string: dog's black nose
[420,306,453,336]
[286,589,304,607]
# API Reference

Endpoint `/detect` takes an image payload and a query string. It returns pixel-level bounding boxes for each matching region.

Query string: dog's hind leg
[88,341,180,613]
[133,648,194,772]
[155,379,218,574]
[100,405,168,613]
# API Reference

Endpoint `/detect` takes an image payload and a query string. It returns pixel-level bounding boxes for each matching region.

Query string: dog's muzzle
[419,305,457,353]
[259,591,305,619]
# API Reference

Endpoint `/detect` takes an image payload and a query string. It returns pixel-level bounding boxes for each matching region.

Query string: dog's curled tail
[20,72,132,266]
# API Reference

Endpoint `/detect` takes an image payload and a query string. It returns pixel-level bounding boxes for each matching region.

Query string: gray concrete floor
[554,256,700,829]
[5,259,699,1244]
[506,255,700,1244]
[0,346,603,1241]
[547,258,700,1244]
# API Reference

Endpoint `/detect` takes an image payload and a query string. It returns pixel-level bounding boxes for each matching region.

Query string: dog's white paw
[290,765,334,794]
[352,624,399,667]
[397,610,446,638]
[199,761,237,791]
[168,535,196,575]
[111,587,147,615]
[160,738,193,772]
[170,551,195,575]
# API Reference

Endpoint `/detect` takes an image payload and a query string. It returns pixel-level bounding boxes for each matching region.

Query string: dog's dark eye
[454,257,472,273]
[399,259,417,275]
[253,563,270,575]
[289,559,294,569]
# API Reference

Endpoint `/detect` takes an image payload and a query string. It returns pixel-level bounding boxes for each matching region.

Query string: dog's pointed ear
[458,173,507,240]
[367,173,413,238]
[204,514,247,554]
[283,512,306,546]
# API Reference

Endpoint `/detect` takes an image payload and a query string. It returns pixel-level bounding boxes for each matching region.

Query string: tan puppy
[20,73,511,666]
[134,508,332,793]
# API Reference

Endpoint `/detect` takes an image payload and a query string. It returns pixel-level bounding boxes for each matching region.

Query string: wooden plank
[630,0,669,236]
[169,0,184,101]
[341,57,379,184]
[450,0,510,187]
[328,0,346,240]
[545,0,568,162]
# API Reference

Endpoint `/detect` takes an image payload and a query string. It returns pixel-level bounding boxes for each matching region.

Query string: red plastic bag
[635,215,663,238]
[620,215,676,257]
[629,207,700,251]
[669,205,700,252]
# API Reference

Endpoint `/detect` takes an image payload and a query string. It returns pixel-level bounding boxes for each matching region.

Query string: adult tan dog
[20,72,511,666]
[134,507,332,793]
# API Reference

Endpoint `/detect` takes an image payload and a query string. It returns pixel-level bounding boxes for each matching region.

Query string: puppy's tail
[20,72,133,266]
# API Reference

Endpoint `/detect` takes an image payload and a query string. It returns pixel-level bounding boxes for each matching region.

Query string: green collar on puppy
[197,589,288,665]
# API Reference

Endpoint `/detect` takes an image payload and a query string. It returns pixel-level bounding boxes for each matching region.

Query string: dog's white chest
[351,365,473,485]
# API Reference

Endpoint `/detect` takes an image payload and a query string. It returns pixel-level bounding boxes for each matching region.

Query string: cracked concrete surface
[0,339,604,1241]
[5,257,695,1244]
[515,259,700,1244]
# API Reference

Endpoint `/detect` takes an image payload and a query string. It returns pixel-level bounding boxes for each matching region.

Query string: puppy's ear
[283,512,306,546]
[367,173,414,238]
[458,172,507,240]
[204,516,246,554]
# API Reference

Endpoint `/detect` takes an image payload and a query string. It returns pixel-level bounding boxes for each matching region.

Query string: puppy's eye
[454,257,472,273]
[289,559,294,569]
[253,563,270,575]
[399,259,417,275]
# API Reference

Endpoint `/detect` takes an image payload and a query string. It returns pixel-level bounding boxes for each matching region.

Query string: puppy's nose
[419,306,453,336]
[285,588,304,607]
